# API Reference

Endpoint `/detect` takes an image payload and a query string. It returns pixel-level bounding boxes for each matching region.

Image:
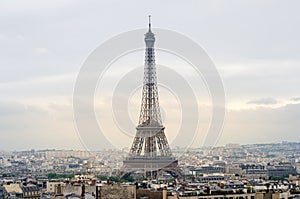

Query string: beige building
[46,181,65,193]
[168,193,255,199]
[3,184,39,199]
[96,184,136,199]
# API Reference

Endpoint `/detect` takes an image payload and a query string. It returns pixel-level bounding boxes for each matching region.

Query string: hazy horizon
[0,140,298,152]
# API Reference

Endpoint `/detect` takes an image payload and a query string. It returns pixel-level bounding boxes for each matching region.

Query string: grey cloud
[291,97,300,102]
[0,100,82,150]
[246,97,278,105]
[219,103,300,145]
[0,101,49,118]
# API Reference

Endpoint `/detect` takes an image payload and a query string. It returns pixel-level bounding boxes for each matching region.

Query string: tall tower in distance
[121,16,182,179]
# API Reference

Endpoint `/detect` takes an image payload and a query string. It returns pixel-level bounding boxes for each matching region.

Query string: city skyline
[0,0,300,150]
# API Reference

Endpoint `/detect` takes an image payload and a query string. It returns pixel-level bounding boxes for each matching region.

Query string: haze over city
[1,0,300,151]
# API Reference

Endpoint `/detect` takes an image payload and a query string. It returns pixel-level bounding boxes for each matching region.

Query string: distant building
[168,193,256,199]
[268,164,297,177]
[240,164,268,178]
[21,186,39,199]
[189,166,224,176]
[255,192,289,199]
[3,183,23,198]
[46,181,65,193]
[200,174,225,182]
[294,162,300,173]
[96,184,136,199]
[3,184,39,199]
[44,150,93,159]
[0,186,8,198]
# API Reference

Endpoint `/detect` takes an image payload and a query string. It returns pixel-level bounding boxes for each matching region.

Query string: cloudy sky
[0,0,299,151]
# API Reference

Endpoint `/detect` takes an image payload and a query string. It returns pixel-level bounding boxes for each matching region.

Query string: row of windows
[24,191,39,196]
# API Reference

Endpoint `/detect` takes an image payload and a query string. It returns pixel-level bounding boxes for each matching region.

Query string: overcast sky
[0,0,299,151]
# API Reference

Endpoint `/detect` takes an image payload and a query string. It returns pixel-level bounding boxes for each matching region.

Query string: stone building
[96,184,136,199]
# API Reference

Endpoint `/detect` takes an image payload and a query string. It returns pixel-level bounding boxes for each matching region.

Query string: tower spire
[148,15,151,31]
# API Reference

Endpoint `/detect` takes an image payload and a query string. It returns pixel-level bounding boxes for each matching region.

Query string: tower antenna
[148,15,151,30]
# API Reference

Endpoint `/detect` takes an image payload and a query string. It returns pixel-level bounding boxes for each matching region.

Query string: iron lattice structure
[121,17,182,179]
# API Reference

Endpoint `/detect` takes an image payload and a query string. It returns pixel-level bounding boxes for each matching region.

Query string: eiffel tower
[121,16,182,179]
